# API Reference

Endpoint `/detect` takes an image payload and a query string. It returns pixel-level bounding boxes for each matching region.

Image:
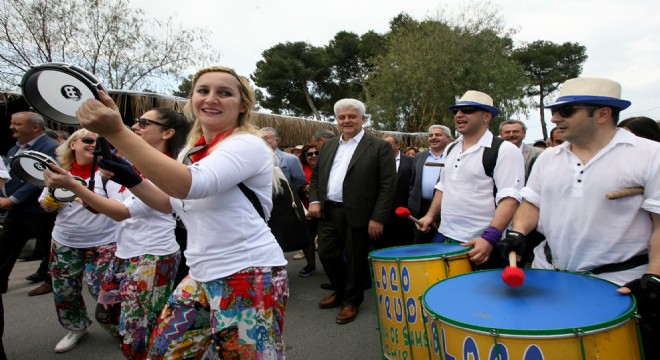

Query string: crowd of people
[1,70,659,359]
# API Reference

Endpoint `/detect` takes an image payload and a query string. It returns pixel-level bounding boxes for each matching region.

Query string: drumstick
[501,251,525,287]
[394,207,437,229]
[605,187,644,200]
[424,162,444,167]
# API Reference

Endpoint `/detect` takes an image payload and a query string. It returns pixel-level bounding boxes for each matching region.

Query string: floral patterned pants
[149,266,289,360]
[96,252,181,360]
[50,240,117,331]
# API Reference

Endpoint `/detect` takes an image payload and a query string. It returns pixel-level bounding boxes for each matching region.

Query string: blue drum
[422,270,642,360]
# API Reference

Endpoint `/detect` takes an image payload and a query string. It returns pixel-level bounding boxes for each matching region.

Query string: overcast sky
[136,0,660,140]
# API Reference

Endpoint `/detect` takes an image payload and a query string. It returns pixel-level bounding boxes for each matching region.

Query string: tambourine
[21,62,105,125]
[49,176,86,202]
[9,150,58,187]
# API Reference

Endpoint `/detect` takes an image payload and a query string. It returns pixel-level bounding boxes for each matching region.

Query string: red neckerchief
[188,129,234,164]
[70,161,95,180]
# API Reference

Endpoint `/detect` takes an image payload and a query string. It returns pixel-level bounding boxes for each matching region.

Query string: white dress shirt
[326,130,365,202]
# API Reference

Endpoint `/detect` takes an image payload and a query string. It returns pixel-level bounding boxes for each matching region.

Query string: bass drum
[21,62,105,125]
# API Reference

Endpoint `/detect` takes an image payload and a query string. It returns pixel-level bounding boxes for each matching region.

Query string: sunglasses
[550,106,597,118]
[451,106,480,115]
[78,137,96,144]
[134,118,167,129]
[305,151,319,157]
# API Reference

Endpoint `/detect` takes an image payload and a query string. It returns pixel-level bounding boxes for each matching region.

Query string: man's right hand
[0,197,13,210]
[417,215,434,232]
[496,230,527,259]
[307,202,322,219]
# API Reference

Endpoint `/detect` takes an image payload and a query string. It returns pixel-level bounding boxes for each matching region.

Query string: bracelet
[481,226,502,247]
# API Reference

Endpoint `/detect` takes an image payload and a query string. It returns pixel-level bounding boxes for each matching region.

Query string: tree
[513,41,587,139]
[323,30,386,105]
[367,5,527,132]
[172,75,192,98]
[0,0,219,92]
[251,42,330,120]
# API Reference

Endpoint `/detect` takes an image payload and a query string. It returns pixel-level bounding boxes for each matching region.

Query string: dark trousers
[317,203,371,307]
[0,211,57,293]
[0,294,5,360]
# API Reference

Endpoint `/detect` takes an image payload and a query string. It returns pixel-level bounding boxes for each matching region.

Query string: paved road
[3,247,383,359]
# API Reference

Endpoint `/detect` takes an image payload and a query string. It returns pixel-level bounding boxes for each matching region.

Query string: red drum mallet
[502,251,525,287]
[395,207,432,228]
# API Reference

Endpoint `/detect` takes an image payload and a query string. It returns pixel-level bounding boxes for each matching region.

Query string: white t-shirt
[437,131,524,242]
[526,129,660,285]
[171,133,287,282]
[114,185,179,259]
[41,171,123,248]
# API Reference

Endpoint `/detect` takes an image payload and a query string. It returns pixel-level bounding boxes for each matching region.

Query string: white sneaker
[54,329,89,353]
[292,250,305,260]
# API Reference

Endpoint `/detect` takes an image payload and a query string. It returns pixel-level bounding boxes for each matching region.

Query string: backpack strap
[238,183,266,221]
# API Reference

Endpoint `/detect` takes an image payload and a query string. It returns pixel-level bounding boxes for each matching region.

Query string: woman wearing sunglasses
[37,129,123,353]
[74,66,288,359]
[294,144,320,277]
[44,108,191,359]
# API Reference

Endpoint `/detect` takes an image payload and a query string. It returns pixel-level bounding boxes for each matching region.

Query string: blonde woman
[39,129,122,353]
[76,66,288,359]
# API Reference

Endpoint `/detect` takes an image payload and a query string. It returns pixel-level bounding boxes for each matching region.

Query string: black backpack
[446,136,504,201]
[239,178,311,252]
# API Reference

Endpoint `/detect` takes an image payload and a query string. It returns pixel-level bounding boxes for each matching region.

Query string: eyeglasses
[305,151,319,157]
[550,106,598,118]
[134,118,167,129]
[451,106,480,115]
[78,137,96,144]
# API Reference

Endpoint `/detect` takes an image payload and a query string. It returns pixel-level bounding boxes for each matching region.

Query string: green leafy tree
[323,30,386,105]
[0,0,219,91]
[513,40,587,139]
[173,75,193,98]
[251,42,330,120]
[368,5,526,132]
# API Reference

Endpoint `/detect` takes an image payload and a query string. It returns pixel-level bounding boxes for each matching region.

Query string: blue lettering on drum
[523,345,544,360]
[440,328,457,360]
[390,266,399,291]
[380,266,388,290]
[406,297,416,323]
[463,336,479,359]
[488,344,508,360]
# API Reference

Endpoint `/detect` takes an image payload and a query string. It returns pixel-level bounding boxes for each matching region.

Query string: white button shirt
[436,131,524,242]
[326,130,365,202]
[527,129,660,285]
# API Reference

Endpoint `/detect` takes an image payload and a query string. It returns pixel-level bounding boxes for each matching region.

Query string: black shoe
[320,283,334,291]
[25,273,45,282]
[298,265,316,277]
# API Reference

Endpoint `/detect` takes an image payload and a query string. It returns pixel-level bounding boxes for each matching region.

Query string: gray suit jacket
[521,143,543,181]
[310,132,396,228]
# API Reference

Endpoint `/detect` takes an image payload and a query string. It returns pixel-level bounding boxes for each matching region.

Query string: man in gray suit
[308,99,396,325]
[408,125,452,244]
[260,127,306,191]
[499,119,542,181]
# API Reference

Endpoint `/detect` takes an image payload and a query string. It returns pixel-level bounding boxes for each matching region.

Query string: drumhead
[369,243,469,261]
[422,270,636,337]
[21,63,103,125]
[49,176,86,202]
[9,151,57,187]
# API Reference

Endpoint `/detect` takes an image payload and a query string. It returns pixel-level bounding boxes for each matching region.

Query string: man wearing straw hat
[497,77,660,358]
[418,90,525,268]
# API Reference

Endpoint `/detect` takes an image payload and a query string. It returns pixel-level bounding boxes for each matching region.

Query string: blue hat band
[547,95,631,110]
[448,101,500,117]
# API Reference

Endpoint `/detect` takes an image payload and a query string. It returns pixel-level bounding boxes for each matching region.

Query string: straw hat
[448,90,500,117]
[545,77,631,110]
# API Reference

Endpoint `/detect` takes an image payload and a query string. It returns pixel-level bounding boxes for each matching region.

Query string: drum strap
[544,243,648,274]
